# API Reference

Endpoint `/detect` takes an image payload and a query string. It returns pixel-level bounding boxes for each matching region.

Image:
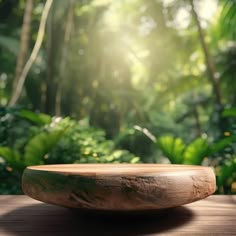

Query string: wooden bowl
[22,164,216,211]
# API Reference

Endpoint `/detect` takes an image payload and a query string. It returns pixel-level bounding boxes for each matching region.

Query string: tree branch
[12,0,34,95]
[8,0,54,106]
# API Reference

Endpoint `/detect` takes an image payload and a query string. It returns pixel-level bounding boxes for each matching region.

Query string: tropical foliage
[0,0,236,194]
[0,108,139,193]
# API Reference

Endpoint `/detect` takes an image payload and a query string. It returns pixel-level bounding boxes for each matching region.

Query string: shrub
[0,109,139,194]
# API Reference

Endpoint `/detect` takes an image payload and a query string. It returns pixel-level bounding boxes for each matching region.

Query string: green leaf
[0,147,23,169]
[217,158,236,188]
[222,108,236,118]
[220,0,236,38]
[24,129,65,166]
[183,138,210,165]
[17,109,52,125]
[157,136,185,164]
[210,135,236,155]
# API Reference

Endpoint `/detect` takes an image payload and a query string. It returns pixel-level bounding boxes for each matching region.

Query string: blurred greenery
[0,107,139,193]
[0,0,236,194]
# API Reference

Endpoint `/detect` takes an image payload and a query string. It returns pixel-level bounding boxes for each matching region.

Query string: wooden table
[0,195,235,235]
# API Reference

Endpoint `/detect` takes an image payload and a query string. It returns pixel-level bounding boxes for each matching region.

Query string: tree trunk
[44,5,54,115]
[11,0,34,101]
[55,0,75,116]
[190,0,222,108]
[190,0,227,135]
[8,0,53,106]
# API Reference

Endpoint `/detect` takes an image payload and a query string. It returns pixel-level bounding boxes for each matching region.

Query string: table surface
[0,195,235,236]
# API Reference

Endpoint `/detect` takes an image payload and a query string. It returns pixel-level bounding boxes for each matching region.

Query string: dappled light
[0,0,235,194]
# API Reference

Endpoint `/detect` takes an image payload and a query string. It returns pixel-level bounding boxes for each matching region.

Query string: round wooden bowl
[22,164,216,211]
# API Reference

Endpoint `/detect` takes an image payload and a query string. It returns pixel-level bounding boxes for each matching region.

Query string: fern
[0,147,23,170]
[157,136,209,165]
[24,129,65,166]
[17,109,52,125]
[183,138,209,165]
[157,136,185,164]
[220,0,236,39]
[157,134,236,166]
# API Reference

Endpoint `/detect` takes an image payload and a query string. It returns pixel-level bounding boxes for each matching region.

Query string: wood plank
[0,195,235,235]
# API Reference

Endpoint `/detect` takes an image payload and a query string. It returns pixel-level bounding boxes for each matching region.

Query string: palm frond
[220,0,236,38]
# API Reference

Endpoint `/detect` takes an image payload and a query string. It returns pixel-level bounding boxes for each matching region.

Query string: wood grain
[22,164,216,210]
[0,195,235,235]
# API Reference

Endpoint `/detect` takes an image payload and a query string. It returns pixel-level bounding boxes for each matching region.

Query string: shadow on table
[1,203,194,235]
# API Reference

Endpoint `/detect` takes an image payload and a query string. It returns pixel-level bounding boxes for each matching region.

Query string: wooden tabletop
[0,195,235,235]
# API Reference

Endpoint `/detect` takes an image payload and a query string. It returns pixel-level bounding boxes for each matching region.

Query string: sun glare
[165,0,218,29]
[100,0,218,87]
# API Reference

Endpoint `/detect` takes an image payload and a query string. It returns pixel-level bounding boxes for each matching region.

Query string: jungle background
[0,0,236,194]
